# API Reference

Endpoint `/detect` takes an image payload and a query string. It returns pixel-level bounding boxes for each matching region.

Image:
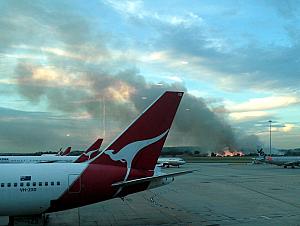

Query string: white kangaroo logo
[83,149,100,160]
[104,129,169,182]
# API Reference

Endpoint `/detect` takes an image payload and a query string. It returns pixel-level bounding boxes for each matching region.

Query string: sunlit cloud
[107,81,136,103]
[140,51,168,61]
[1,0,300,150]
[165,75,183,82]
[180,60,189,65]
[229,96,300,113]
[230,111,270,121]
[258,123,297,134]
[16,64,89,87]
[0,78,16,85]
[11,45,111,64]
[105,0,203,27]
[282,123,296,132]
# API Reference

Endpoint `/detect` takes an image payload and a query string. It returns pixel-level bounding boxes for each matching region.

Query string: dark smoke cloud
[14,62,260,152]
[2,0,261,153]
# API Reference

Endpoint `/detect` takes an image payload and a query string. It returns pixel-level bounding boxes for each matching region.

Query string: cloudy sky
[1,0,300,153]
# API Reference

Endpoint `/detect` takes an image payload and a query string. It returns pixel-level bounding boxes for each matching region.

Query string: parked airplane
[157,157,186,167]
[257,148,300,168]
[0,91,190,221]
[41,146,72,157]
[0,139,103,164]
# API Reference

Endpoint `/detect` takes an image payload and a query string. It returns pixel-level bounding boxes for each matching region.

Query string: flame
[217,149,244,157]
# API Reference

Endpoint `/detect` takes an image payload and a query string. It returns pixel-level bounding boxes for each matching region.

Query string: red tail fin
[92,91,183,173]
[62,147,72,156]
[74,138,103,163]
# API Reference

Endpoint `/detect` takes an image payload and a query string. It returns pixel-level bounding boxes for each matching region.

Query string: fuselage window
[26,182,30,187]
[20,183,24,187]
[45,182,48,186]
[33,182,36,187]
[1,183,4,187]
[57,181,60,186]
[51,182,54,186]
[7,183,11,187]
[14,183,17,187]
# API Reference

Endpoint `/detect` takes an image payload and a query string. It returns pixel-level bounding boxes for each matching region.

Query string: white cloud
[229,96,300,113]
[0,78,16,85]
[105,0,203,27]
[282,123,296,132]
[104,0,146,18]
[11,45,111,64]
[17,64,90,88]
[163,13,203,27]
[165,75,183,82]
[180,60,189,65]
[140,51,168,61]
[258,123,297,134]
[230,111,270,121]
[187,90,209,98]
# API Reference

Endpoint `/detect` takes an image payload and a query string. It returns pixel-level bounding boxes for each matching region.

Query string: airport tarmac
[46,163,300,226]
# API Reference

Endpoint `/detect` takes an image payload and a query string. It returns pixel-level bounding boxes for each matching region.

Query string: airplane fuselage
[157,157,186,167]
[265,156,300,167]
[0,156,77,164]
[0,163,171,216]
[0,163,86,216]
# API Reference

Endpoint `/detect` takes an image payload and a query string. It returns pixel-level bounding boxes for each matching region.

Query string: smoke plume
[14,62,261,152]
[2,0,261,152]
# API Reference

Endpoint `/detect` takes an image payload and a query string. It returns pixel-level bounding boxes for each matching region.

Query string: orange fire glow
[217,150,244,157]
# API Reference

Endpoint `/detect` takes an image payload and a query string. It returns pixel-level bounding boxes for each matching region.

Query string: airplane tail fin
[91,91,183,173]
[257,148,266,159]
[62,147,72,156]
[74,138,103,163]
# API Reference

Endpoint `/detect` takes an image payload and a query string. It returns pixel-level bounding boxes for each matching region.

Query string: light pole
[268,120,272,156]
[102,96,106,139]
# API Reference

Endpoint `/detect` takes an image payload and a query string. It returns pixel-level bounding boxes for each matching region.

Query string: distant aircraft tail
[74,138,103,163]
[257,148,266,159]
[61,147,72,156]
[91,91,183,175]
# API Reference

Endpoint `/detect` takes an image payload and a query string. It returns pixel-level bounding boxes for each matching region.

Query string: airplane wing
[39,160,60,163]
[284,161,300,166]
[112,170,193,188]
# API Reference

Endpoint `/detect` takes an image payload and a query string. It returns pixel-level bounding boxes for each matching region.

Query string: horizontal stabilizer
[39,160,59,163]
[112,170,193,188]
[284,161,300,166]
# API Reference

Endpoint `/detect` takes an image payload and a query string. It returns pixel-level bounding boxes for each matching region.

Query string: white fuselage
[157,157,186,167]
[0,163,87,216]
[0,163,174,216]
[0,156,77,164]
[266,156,300,166]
